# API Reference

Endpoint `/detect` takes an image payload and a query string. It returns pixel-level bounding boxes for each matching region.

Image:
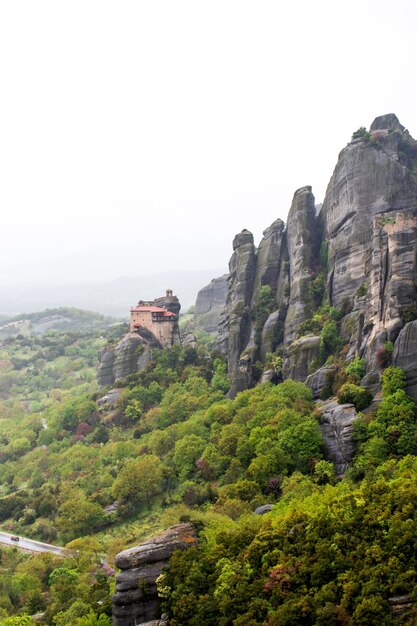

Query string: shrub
[356,282,368,298]
[381,366,406,396]
[401,304,417,324]
[319,320,340,363]
[319,241,328,271]
[337,383,372,411]
[345,356,366,382]
[376,341,394,369]
[351,127,370,141]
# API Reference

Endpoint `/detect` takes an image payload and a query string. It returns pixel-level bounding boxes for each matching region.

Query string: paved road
[0,531,66,556]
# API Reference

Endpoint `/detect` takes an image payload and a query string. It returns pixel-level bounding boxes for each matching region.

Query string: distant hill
[0,269,226,318]
[0,307,120,338]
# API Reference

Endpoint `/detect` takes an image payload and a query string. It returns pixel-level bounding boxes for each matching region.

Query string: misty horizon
[1,1,416,313]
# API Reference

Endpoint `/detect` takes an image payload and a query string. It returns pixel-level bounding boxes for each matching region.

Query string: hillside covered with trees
[0,305,415,625]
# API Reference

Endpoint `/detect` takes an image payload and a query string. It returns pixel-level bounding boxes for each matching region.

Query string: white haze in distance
[0,0,416,288]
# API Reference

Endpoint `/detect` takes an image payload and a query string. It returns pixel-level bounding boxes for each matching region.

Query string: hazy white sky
[0,0,416,287]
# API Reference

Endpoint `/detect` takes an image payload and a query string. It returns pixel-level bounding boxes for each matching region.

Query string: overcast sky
[0,0,416,288]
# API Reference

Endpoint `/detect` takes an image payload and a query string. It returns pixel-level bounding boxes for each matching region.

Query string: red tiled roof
[131,305,175,317]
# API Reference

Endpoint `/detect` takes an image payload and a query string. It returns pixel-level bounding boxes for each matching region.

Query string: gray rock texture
[317,400,359,475]
[216,114,417,399]
[217,230,256,390]
[113,523,197,626]
[283,336,320,382]
[284,186,320,344]
[195,275,228,316]
[254,504,274,515]
[194,275,228,335]
[252,219,285,300]
[97,333,154,387]
[97,388,121,407]
[305,365,336,399]
[97,348,116,387]
[113,334,147,383]
[393,320,417,401]
[98,292,182,386]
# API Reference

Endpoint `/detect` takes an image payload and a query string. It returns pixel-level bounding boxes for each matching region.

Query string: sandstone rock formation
[98,292,181,386]
[112,523,198,626]
[217,114,417,400]
[305,365,336,399]
[317,400,359,475]
[193,275,228,335]
[393,320,417,401]
[98,335,149,386]
[217,230,256,393]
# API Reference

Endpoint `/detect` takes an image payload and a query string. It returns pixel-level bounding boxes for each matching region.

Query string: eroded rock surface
[113,523,198,626]
[394,320,417,401]
[305,365,335,399]
[317,400,358,475]
[216,114,417,399]
[98,291,182,386]
[217,230,256,390]
[194,275,228,335]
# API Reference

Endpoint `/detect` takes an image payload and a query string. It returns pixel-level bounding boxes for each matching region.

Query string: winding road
[0,531,66,556]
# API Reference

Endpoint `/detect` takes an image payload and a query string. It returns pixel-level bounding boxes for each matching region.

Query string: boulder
[305,365,335,399]
[254,504,274,515]
[283,335,320,382]
[113,334,146,382]
[97,348,115,387]
[317,400,358,475]
[227,353,252,399]
[370,113,405,131]
[113,523,198,626]
[97,388,121,407]
[260,369,281,384]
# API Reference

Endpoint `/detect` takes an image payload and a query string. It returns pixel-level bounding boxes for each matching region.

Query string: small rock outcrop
[112,523,198,626]
[317,400,359,475]
[97,349,116,387]
[98,292,181,386]
[305,365,336,400]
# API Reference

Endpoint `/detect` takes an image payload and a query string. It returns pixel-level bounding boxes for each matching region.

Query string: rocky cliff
[217,114,417,399]
[98,292,181,386]
[193,275,228,335]
[112,523,198,626]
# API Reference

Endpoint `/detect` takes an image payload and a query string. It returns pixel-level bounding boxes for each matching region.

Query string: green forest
[0,310,416,625]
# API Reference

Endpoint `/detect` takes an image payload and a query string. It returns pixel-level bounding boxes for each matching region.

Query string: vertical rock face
[195,275,228,316]
[193,275,228,335]
[98,292,182,386]
[251,219,285,299]
[317,400,359,475]
[97,348,116,387]
[216,230,256,393]
[112,523,198,626]
[393,321,417,401]
[284,186,320,345]
[217,114,417,397]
